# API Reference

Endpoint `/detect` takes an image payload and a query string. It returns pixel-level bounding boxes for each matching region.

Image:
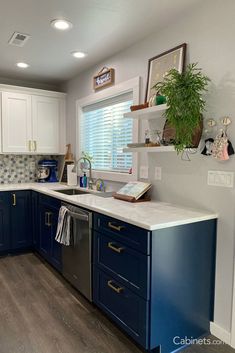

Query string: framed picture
[145,43,187,102]
[93,67,115,90]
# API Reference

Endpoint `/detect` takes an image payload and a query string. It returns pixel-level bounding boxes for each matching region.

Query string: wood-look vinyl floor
[0,253,234,353]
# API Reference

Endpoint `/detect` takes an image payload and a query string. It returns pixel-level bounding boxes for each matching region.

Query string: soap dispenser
[83,172,87,188]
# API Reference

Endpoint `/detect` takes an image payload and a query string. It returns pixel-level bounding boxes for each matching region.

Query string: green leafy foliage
[153,63,210,152]
[82,151,93,162]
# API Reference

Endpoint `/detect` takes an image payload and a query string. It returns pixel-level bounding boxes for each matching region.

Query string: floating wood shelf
[123,146,175,153]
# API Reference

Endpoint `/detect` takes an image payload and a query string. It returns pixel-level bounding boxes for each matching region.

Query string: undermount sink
[54,189,88,196]
[53,188,113,198]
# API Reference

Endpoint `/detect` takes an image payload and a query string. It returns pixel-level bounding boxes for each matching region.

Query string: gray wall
[64,0,235,332]
[0,76,62,92]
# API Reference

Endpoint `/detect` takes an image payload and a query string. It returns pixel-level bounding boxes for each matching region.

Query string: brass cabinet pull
[12,193,16,206]
[28,140,32,152]
[34,140,37,152]
[45,212,52,226]
[107,280,123,294]
[108,221,125,232]
[47,212,52,226]
[45,212,48,226]
[108,242,124,254]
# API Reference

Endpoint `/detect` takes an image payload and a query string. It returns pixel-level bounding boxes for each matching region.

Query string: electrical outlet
[140,166,149,179]
[154,167,162,180]
[207,170,234,188]
[29,161,36,171]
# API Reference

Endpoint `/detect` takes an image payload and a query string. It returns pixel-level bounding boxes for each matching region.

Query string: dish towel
[55,206,72,246]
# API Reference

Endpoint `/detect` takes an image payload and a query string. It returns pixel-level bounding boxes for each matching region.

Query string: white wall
[64,0,235,334]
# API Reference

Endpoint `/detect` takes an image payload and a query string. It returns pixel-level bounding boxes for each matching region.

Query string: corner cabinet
[93,213,217,353]
[0,192,10,252]
[1,88,66,154]
[11,191,32,249]
[0,191,32,254]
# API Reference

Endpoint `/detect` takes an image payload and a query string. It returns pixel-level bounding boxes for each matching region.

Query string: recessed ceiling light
[16,62,29,69]
[51,19,73,31]
[71,51,87,58]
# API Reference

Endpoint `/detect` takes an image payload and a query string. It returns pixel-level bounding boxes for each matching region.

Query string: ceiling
[0,0,201,86]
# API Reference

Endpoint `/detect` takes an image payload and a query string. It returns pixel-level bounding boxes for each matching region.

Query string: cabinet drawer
[93,267,149,349]
[94,231,149,299]
[94,213,150,254]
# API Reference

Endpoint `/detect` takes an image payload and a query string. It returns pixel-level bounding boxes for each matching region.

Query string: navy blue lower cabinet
[93,266,149,348]
[92,212,217,353]
[39,203,52,260]
[93,231,150,299]
[0,192,11,252]
[93,213,151,255]
[149,220,217,353]
[38,195,62,271]
[32,191,39,251]
[50,206,62,271]
[11,191,32,250]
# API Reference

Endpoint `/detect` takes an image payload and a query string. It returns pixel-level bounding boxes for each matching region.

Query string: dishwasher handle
[69,210,89,222]
[62,203,90,222]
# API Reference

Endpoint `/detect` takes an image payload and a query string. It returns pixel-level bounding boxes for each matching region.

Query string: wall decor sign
[145,43,187,102]
[93,66,115,90]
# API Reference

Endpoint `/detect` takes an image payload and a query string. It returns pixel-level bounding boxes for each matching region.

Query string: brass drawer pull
[45,212,52,226]
[47,212,52,226]
[108,221,125,232]
[107,280,123,294]
[12,193,16,206]
[108,242,124,253]
[45,212,49,226]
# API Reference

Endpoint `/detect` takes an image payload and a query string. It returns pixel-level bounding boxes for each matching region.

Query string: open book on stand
[113,182,152,203]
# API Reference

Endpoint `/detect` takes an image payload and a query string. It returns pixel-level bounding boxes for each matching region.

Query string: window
[80,92,133,173]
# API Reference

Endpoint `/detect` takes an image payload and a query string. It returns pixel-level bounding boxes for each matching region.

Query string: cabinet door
[32,96,60,153]
[93,267,149,348]
[11,191,32,250]
[39,203,52,260]
[2,92,32,153]
[50,206,62,271]
[39,199,62,271]
[0,192,10,252]
[32,191,39,251]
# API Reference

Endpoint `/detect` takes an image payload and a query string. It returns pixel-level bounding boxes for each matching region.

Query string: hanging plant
[153,63,210,153]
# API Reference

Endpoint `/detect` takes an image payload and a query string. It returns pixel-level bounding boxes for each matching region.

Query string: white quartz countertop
[0,183,218,230]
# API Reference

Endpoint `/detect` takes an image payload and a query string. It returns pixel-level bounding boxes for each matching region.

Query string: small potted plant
[153,63,210,153]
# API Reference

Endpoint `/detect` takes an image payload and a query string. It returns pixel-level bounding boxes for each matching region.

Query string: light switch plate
[140,166,149,179]
[207,170,234,188]
[154,167,162,180]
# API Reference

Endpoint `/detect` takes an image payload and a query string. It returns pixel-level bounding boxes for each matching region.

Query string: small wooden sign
[93,67,115,91]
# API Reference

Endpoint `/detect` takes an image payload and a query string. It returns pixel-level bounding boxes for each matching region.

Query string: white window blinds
[80,92,133,173]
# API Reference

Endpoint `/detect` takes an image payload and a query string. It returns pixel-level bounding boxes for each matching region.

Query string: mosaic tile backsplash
[0,155,59,184]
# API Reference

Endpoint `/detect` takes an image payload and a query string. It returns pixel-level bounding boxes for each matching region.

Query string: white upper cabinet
[0,86,66,154]
[2,92,32,153]
[32,96,60,154]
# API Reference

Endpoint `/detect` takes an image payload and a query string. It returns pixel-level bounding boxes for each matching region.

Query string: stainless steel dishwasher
[62,203,92,301]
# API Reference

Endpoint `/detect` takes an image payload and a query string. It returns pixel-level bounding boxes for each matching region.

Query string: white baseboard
[210,321,231,345]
